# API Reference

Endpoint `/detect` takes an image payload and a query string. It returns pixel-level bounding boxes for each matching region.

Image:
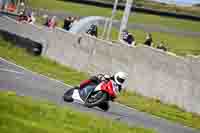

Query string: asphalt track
[0,58,199,133]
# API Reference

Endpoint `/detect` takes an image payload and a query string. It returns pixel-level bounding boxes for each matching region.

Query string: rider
[110,71,128,94]
[79,72,128,97]
[79,74,110,89]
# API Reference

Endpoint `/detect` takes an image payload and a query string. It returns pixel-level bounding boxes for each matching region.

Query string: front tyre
[84,91,108,108]
[63,88,74,102]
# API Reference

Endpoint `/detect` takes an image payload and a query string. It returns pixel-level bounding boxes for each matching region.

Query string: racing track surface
[0,57,199,133]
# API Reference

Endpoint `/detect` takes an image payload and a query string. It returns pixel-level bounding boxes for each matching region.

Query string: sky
[152,0,200,6]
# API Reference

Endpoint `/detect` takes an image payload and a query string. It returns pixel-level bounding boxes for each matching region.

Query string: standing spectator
[48,16,57,29]
[86,24,98,37]
[18,2,25,14]
[27,12,36,24]
[144,33,153,46]
[121,30,136,47]
[124,32,135,46]
[157,42,167,52]
[0,0,3,11]
[18,10,28,22]
[63,16,72,31]
[71,16,80,27]
[43,14,50,26]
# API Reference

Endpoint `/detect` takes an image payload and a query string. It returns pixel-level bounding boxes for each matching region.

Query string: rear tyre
[84,91,108,108]
[63,88,74,102]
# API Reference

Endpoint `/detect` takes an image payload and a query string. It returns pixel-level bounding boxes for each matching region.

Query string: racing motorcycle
[63,74,117,111]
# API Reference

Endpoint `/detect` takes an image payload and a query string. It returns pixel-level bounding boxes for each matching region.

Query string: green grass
[0,35,200,130]
[0,36,88,86]
[117,91,200,129]
[0,91,154,133]
[29,0,200,32]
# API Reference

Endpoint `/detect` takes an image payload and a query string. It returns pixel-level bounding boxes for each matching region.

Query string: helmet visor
[117,76,125,84]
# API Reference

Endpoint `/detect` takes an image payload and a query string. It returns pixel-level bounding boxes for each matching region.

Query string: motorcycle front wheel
[84,91,108,108]
[63,88,74,102]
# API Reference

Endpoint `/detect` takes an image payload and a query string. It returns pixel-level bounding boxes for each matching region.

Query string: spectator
[121,30,136,47]
[144,33,153,46]
[0,0,3,11]
[63,16,73,31]
[123,32,136,46]
[48,16,57,29]
[6,2,16,12]
[18,2,25,14]
[71,16,80,27]
[86,24,98,37]
[157,42,167,52]
[43,14,50,26]
[27,12,36,24]
[121,29,128,39]
[18,10,28,22]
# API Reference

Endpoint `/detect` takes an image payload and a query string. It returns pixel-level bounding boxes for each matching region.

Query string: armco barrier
[0,30,43,55]
[0,16,200,114]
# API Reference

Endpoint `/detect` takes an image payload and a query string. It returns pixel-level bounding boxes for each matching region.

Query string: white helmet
[114,72,128,85]
[104,74,110,80]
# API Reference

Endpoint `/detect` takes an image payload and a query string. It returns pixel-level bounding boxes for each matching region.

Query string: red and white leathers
[79,72,126,99]
[96,80,121,98]
[79,76,101,89]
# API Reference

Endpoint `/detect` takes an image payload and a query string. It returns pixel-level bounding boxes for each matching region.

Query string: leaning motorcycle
[63,75,117,111]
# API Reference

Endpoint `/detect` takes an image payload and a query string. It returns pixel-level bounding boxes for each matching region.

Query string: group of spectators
[121,30,167,52]
[42,15,98,37]
[41,15,81,30]
[15,2,36,24]
[0,0,17,12]
[63,16,98,37]
[43,15,57,29]
[15,7,167,52]
[17,10,36,25]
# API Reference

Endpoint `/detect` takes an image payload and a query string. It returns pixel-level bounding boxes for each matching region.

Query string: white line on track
[0,68,24,75]
[0,57,72,87]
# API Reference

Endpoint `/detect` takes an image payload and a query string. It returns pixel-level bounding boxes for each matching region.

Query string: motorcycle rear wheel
[98,102,110,111]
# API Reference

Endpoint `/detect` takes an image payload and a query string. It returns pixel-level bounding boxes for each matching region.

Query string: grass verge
[0,36,88,86]
[0,91,154,133]
[118,91,200,129]
[29,0,200,32]
[0,35,200,130]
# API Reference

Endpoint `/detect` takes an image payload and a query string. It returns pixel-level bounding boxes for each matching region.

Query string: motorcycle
[63,74,117,111]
